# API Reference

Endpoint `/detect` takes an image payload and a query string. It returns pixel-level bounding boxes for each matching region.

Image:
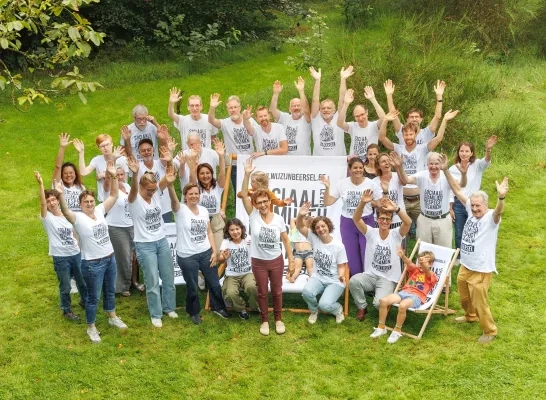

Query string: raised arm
[364,86,386,128]
[484,135,498,163]
[146,115,160,130]
[213,138,226,188]
[319,175,338,206]
[53,133,72,183]
[309,66,322,118]
[240,158,256,215]
[352,190,373,235]
[383,79,402,132]
[54,179,76,224]
[157,124,173,150]
[493,177,508,224]
[121,126,134,159]
[168,87,183,124]
[35,171,48,218]
[396,246,413,269]
[337,88,353,132]
[427,109,459,151]
[165,165,181,213]
[439,153,467,204]
[73,138,95,176]
[295,76,311,123]
[208,93,223,129]
[296,201,311,238]
[269,81,283,122]
[127,156,139,203]
[390,151,415,185]
[378,111,398,151]
[338,65,354,111]
[101,161,119,213]
[429,80,446,133]
[242,105,255,136]
[381,197,411,237]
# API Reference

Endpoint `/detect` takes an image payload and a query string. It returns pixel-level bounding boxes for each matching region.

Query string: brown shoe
[477,334,496,343]
[455,316,479,323]
[356,308,367,322]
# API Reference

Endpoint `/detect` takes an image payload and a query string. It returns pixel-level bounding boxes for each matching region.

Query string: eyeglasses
[255,199,270,206]
[98,142,112,148]
[134,117,147,122]
[377,217,392,222]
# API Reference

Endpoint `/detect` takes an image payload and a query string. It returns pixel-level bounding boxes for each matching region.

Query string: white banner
[164,222,186,285]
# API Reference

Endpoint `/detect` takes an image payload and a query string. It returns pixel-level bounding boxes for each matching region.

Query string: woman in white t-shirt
[297,202,348,325]
[35,171,87,322]
[240,158,295,336]
[53,133,86,212]
[55,161,128,344]
[127,156,177,328]
[321,157,382,276]
[373,153,406,229]
[167,180,229,325]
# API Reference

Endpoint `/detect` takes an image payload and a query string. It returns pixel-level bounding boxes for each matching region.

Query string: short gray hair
[226,95,241,105]
[132,104,148,117]
[426,151,441,164]
[470,190,489,204]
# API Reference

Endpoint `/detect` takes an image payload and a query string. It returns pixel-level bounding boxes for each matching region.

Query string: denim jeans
[177,248,225,317]
[52,253,87,313]
[135,238,176,319]
[81,254,117,325]
[453,197,467,258]
[302,276,345,315]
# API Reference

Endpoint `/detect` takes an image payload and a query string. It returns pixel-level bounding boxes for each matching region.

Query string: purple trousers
[340,214,375,276]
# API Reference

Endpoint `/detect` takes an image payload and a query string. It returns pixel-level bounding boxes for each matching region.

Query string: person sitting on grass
[287,216,314,283]
[218,218,258,320]
[370,247,437,344]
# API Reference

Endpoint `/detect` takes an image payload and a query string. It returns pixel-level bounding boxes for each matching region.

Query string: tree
[0,0,105,108]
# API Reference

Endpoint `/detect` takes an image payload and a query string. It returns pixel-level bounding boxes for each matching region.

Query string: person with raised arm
[53,133,86,212]
[373,152,406,229]
[337,87,386,160]
[269,77,312,155]
[168,88,218,149]
[126,156,177,329]
[35,171,87,322]
[241,158,295,336]
[297,202,348,324]
[384,79,446,145]
[55,160,127,344]
[242,105,288,157]
[177,132,219,191]
[348,191,411,321]
[363,144,380,179]
[309,66,348,156]
[440,154,508,343]
[379,109,459,236]
[120,104,160,162]
[73,134,126,202]
[208,93,256,191]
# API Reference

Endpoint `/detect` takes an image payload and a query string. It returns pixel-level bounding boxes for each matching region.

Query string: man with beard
[243,106,288,157]
[269,77,312,155]
[120,104,160,161]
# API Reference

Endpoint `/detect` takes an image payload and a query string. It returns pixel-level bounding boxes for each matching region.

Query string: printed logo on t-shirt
[345,190,361,215]
[262,138,278,152]
[388,189,399,204]
[145,207,162,232]
[123,198,132,221]
[423,189,442,216]
[190,219,207,244]
[461,219,480,253]
[258,227,277,250]
[233,127,251,151]
[372,244,392,273]
[200,194,217,215]
[228,247,251,274]
[403,154,417,175]
[58,227,75,247]
[93,223,109,246]
[407,273,426,292]
[314,249,335,278]
[353,136,368,158]
[319,125,336,149]
[286,125,298,152]
[64,189,80,211]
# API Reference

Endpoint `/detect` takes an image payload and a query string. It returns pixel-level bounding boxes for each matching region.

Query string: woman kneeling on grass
[371,248,437,344]
[55,161,128,344]
[297,202,348,324]
[241,158,295,336]
[218,218,258,320]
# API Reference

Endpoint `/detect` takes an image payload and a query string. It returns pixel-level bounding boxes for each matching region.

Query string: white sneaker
[70,278,78,294]
[275,321,286,335]
[387,330,403,344]
[260,322,269,336]
[335,309,345,324]
[370,327,387,338]
[87,327,101,344]
[151,318,163,328]
[108,316,128,329]
[198,273,205,290]
[308,311,318,324]
[166,311,178,319]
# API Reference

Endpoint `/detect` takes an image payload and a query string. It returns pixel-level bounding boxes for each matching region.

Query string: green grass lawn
[1,4,546,399]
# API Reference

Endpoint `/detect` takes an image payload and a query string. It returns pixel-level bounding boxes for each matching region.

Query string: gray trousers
[108,225,135,293]
[349,273,396,310]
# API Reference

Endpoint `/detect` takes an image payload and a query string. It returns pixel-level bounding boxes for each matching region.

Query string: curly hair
[310,216,334,234]
[223,218,247,240]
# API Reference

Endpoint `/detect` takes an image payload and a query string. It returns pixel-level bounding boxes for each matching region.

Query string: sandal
[132,282,145,292]
[121,291,131,297]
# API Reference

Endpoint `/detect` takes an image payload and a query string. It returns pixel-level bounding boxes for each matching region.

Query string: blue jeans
[398,290,422,308]
[52,253,87,313]
[453,197,468,258]
[302,276,345,315]
[177,248,225,317]
[81,254,116,325]
[135,238,176,319]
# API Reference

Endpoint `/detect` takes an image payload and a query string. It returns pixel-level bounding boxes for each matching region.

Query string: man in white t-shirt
[337,87,385,160]
[243,106,288,157]
[168,88,218,150]
[208,93,256,192]
[384,79,446,146]
[269,77,312,155]
[309,66,347,156]
[178,132,219,190]
[120,104,160,161]
[379,110,458,234]
[348,190,411,321]
[441,155,508,343]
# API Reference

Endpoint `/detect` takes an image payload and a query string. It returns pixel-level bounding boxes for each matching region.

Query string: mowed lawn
[1,49,546,399]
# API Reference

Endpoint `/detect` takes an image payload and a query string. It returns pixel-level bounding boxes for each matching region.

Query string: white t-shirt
[373,174,405,225]
[105,183,133,227]
[180,147,219,190]
[277,111,311,155]
[461,200,500,273]
[41,212,80,257]
[199,184,223,215]
[449,158,491,198]
[396,125,435,145]
[175,204,210,258]
[306,232,347,287]
[61,184,85,212]
[137,159,180,215]
[174,113,218,150]
[414,171,451,217]
[90,155,129,202]
[330,177,381,218]
[253,123,287,153]
[393,143,429,190]
[364,227,404,283]
[221,118,256,162]
[120,122,159,162]
[312,112,347,156]
[347,121,380,159]
[128,191,164,242]
[73,204,114,260]
[249,209,286,260]
[220,239,252,277]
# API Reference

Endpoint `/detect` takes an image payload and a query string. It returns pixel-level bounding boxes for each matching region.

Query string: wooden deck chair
[206,154,350,316]
[385,240,459,340]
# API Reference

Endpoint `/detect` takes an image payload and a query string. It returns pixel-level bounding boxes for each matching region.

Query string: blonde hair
[139,171,158,185]
[417,250,435,265]
[187,95,202,105]
[251,171,269,189]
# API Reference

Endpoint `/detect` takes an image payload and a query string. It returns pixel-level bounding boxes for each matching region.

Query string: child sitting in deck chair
[286,216,314,283]
[370,247,437,343]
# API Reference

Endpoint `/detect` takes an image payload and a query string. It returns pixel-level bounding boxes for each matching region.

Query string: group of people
[37,65,508,344]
